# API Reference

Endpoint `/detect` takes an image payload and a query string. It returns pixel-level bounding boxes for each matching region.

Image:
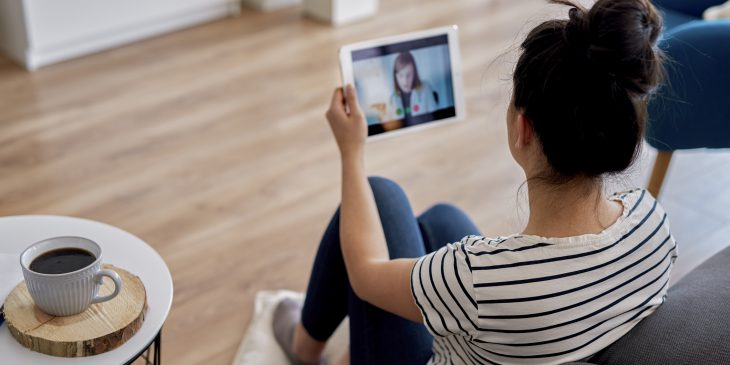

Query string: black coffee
[29,248,96,274]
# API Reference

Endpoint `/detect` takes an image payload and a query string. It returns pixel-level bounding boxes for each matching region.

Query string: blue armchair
[645,0,730,196]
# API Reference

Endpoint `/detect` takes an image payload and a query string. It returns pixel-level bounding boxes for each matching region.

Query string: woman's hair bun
[559,0,664,96]
[511,0,666,180]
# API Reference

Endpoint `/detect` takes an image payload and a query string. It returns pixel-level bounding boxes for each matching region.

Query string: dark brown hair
[513,0,664,181]
[393,51,423,94]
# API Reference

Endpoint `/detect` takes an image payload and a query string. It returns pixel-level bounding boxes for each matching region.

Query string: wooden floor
[0,1,728,364]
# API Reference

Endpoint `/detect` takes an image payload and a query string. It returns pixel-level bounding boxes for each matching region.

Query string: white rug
[232,290,349,365]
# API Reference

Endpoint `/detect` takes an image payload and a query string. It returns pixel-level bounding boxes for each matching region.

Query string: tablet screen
[351,35,456,136]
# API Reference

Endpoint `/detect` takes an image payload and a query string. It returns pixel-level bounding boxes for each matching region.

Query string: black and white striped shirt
[411,189,677,365]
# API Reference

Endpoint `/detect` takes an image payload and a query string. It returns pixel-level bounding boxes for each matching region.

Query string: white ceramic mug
[20,236,122,316]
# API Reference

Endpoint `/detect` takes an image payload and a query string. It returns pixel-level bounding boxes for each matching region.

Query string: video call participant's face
[396,64,415,93]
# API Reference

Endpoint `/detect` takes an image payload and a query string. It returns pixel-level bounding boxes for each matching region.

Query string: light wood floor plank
[0,1,728,364]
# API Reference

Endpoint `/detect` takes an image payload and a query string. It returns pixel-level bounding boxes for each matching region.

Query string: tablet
[339,25,465,139]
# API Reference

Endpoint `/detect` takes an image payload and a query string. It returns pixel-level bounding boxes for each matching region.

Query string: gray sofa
[567,245,730,364]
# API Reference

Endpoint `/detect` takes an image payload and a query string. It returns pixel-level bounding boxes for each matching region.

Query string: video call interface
[351,35,456,136]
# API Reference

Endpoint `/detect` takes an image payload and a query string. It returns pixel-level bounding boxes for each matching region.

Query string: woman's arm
[326,85,423,323]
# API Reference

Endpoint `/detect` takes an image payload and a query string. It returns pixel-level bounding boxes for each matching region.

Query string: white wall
[0,0,240,70]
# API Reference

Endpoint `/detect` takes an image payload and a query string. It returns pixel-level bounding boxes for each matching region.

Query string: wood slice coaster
[2,264,148,357]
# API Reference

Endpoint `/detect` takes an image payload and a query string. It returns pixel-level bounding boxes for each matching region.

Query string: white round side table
[0,215,173,365]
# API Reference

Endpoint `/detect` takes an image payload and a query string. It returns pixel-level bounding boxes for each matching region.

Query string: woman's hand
[326,85,367,161]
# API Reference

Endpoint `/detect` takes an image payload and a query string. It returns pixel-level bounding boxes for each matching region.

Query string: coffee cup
[20,236,122,316]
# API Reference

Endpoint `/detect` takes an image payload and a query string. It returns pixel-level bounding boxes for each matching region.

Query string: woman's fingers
[328,85,364,122]
[327,87,347,121]
[344,84,362,115]
[325,85,367,156]
[330,87,344,109]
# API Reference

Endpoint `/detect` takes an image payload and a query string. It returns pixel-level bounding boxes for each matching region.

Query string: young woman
[273,0,677,364]
[384,51,438,126]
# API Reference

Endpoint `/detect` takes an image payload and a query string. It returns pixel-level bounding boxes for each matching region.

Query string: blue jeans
[301,176,481,365]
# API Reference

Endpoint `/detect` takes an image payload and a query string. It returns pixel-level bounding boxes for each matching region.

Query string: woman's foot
[272,298,325,365]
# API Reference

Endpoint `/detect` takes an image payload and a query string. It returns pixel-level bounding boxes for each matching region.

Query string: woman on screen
[274,0,675,364]
[385,51,438,126]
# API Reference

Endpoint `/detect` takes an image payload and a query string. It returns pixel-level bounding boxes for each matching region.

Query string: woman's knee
[367,176,407,201]
[418,202,480,246]
[422,203,465,220]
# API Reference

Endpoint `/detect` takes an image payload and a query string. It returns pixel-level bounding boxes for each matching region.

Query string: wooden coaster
[2,264,148,357]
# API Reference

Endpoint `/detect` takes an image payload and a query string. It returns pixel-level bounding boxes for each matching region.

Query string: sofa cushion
[659,7,700,31]
[590,245,730,365]
[652,0,726,18]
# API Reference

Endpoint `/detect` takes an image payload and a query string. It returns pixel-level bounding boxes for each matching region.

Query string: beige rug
[232,290,349,365]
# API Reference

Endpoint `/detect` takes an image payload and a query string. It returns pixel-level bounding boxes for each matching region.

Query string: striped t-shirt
[411,189,677,365]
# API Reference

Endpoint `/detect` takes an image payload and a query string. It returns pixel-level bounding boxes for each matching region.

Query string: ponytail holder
[565,7,591,58]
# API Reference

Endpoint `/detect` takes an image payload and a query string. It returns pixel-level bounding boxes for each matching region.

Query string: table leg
[124,328,162,365]
[154,329,162,364]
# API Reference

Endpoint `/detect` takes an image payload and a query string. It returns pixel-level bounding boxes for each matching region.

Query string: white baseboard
[24,2,239,70]
[303,0,377,26]
[242,0,301,12]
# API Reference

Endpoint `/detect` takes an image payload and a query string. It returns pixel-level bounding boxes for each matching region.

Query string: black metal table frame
[124,328,162,365]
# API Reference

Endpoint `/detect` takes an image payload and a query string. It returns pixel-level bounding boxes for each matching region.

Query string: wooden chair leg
[648,150,673,198]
